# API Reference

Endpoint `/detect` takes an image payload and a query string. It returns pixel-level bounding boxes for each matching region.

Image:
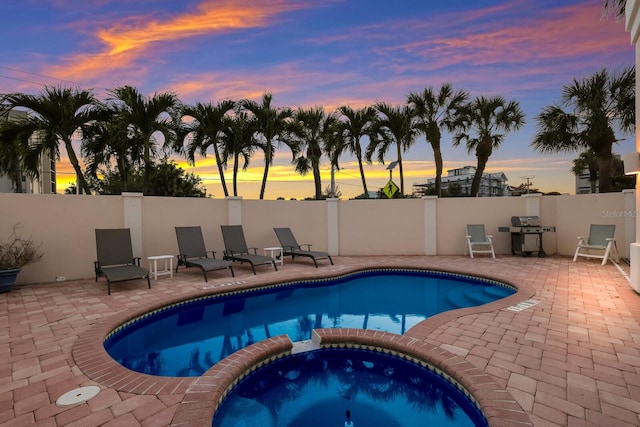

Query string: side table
[148,255,174,280]
[263,246,284,266]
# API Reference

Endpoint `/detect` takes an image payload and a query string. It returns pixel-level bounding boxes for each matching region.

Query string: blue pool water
[105,269,514,377]
[211,347,489,427]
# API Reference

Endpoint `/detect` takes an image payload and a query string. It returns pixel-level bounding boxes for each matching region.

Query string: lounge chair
[274,227,333,267]
[94,228,150,295]
[464,224,495,259]
[573,224,619,265]
[220,225,278,274]
[175,226,234,281]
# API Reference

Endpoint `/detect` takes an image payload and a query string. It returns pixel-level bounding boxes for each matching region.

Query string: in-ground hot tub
[211,345,489,427]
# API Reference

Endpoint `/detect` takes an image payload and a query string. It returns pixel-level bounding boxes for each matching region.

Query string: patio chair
[220,225,278,274]
[464,224,495,259]
[94,228,150,295]
[274,227,333,267]
[573,224,619,265]
[175,226,234,281]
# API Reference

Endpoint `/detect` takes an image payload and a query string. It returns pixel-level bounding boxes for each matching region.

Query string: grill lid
[511,216,541,227]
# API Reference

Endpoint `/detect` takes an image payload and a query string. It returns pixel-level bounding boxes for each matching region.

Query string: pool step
[447,285,500,308]
[465,286,496,304]
[484,285,513,298]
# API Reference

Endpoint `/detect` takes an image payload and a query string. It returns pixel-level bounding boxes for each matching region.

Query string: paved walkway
[1,255,639,426]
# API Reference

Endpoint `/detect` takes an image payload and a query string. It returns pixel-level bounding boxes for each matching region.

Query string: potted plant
[0,224,43,293]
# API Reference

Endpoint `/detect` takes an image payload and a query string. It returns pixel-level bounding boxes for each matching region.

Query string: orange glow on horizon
[52,154,575,198]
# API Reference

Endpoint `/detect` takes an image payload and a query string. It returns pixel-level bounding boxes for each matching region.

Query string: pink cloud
[42,0,313,84]
[381,2,629,70]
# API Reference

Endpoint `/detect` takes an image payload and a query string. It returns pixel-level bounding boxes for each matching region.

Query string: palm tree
[82,106,141,192]
[0,114,31,193]
[0,86,102,194]
[220,111,262,197]
[571,150,599,194]
[453,96,525,197]
[367,103,419,196]
[107,86,182,195]
[242,93,296,199]
[181,100,236,197]
[292,106,337,199]
[334,105,376,198]
[603,0,625,18]
[531,67,634,193]
[408,84,469,197]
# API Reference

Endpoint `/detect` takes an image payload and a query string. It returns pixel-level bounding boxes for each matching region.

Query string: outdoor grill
[498,216,556,257]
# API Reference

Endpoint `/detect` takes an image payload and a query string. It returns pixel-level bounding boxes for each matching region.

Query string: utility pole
[521,175,535,194]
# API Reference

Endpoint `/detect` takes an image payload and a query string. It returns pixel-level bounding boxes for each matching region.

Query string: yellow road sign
[383,180,399,198]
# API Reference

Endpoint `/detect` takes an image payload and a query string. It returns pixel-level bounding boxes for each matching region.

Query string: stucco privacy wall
[338,198,427,255]
[539,195,558,255]
[141,195,230,262]
[554,192,628,256]
[436,195,526,255]
[1,193,123,284]
[0,191,635,284]
[241,199,330,253]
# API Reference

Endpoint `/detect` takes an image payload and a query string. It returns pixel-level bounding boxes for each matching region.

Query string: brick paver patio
[1,255,639,426]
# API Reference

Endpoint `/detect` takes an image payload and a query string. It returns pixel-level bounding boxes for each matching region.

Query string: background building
[0,110,56,194]
[573,154,629,194]
[575,169,597,194]
[413,165,509,197]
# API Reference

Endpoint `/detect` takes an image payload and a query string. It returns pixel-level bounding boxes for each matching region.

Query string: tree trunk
[356,145,368,198]
[259,144,271,200]
[212,143,228,197]
[396,144,404,196]
[470,164,484,197]
[232,153,239,197]
[593,128,616,193]
[11,168,22,193]
[596,153,613,193]
[117,156,127,192]
[433,144,443,197]
[65,140,91,194]
[312,163,322,200]
[471,141,492,197]
[428,127,443,197]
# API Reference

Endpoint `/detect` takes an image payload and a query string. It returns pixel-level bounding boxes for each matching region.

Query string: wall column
[122,192,143,257]
[523,193,542,217]
[422,196,437,255]
[327,198,339,255]
[626,0,640,292]
[227,197,243,225]
[623,189,636,259]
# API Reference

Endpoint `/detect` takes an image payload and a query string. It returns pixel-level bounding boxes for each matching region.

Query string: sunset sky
[0,0,634,199]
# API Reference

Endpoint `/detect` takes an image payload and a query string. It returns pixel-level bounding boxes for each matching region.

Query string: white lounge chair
[573,224,619,265]
[465,224,495,259]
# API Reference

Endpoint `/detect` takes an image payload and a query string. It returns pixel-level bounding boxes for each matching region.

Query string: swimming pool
[211,347,489,427]
[104,269,515,377]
